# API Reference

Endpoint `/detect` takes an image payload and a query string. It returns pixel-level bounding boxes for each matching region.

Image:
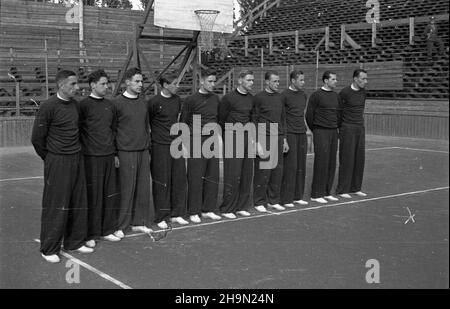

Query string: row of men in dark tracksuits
[31,66,368,263]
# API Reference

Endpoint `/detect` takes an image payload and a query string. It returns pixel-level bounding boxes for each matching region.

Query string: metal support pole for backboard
[113,0,154,96]
[295,30,299,53]
[175,31,199,84]
[160,28,164,67]
[409,17,415,45]
[325,26,330,51]
[133,23,141,69]
[194,44,201,91]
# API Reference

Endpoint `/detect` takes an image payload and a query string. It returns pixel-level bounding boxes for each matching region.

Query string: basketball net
[194,10,220,52]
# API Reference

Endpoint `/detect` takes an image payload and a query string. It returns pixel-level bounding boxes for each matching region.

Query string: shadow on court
[0,135,448,289]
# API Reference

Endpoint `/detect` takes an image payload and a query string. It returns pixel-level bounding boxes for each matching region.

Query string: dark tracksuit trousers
[220,131,253,213]
[84,154,119,239]
[151,143,187,223]
[281,133,308,204]
[40,152,88,255]
[254,135,284,206]
[117,150,152,230]
[311,128,338,198]
[187,135,220,215]
[336,123,365,194]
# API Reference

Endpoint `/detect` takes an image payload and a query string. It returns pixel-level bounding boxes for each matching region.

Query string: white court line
[31,186,450,287]
[0,176,43,182]
[33,239,132,289]
[393,147,449,154]
[15,146,448,288]
[126,186,450,237]
[306,146,398,156]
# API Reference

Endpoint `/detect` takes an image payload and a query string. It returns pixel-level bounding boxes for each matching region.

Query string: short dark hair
[159,73,178,87]
[322,71,336,83]
[353,69,367,79]
[55,70,76,87]
[238,70,254,79]
[290,70,304,82]
[265,70,278,81]
[200,68,217,79]
[88,69,108,86]
[124,67,142,81]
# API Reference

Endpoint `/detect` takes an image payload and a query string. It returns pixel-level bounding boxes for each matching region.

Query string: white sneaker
[254,205,268,212]
[85,240,96,248]
[339,193,352,199]
[324,195,339,201]
[284,203,295,208]
[171,217,189,225]
[311,197,328,204]
[157,221,168,229]
[103,234,121,242]
[354,191,367,197]
[268,204,286,211]
[236,210,251,217]
[41,253,60,263]
[190,215,201,223]
[76,245,94,254]
[222,213,237,219]
[114,230,124,239]
[202,212,222,220]
[131,226,153,234]
[294,199,309,205]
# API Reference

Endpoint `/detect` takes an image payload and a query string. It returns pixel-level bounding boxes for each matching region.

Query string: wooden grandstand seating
[0,0,197,113]
[205,0,449,100]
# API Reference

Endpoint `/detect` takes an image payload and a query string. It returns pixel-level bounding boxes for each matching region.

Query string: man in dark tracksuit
[336,69,368,199]
[219,70,255,219]
[31,70,93,263]
[305,71,340,204]
[148,74,188,228]
[280,70,309,208]
[180,69,222,223]
[113,67,152,236]
[79,70,121,248]
[253,71,289,212]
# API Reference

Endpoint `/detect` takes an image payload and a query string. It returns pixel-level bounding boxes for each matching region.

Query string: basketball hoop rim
[194,9,220,15]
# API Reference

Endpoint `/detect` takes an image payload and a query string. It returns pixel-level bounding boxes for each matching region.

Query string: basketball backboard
[153,0,234,34]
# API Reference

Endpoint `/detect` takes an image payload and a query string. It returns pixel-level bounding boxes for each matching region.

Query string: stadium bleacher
[0,0,448,116]
[206,0,449,100]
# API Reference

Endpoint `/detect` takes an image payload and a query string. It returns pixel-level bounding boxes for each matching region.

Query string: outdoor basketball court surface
[0,135,448,289]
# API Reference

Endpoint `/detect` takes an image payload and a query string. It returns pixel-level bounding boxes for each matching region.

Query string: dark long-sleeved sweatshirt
[253,90,286,136]
[180,92,220,135]
[339,86,366,126]
[113,94,150,151]
[148,93,182,145]
[218,89,254,131]
[31,95,81,160]
[79,96,116,156]
[305,88,340,130]
[281,88,308,134]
